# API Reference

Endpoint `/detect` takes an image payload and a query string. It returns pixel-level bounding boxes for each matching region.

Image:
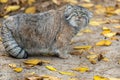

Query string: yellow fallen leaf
[73,67,89,73]
[102,27,111,31]
[114,26,120,29]
[69,78,78,80]
[0,37,2,42]
[80,3,94,8]
[104,32,116,38]
[14,67,23,73]
[43,75,61,80]
[118,60,120,64]
[0,0,8,3]
[83,0,91,3]
[82,28,92,33]
[89,21,101,26]
[23,59,41,66]
[101,31,111,35]
[25,6,36,14]
[96,40,112,46]
[28,0,36,5]
[6,5,20,13]
[87,54,98,59]
[94,75,109,80]
[59,71,75,76]
[46,66,57,71]
[3,15,9,19]
[110,37,119,41]
[64,0,78,5]
[89,58,97,64]
[9,63,17,68]
[52,0,61,5]
[73,45,92,50]
[102,57,109,62]
[114,9,120,15]
[95,5,106,15]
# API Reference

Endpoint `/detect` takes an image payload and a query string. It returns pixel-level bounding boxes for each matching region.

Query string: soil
[0,0,120,80]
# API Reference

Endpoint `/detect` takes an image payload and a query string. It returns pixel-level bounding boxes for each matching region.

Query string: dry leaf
[80,3,94,8]
[59,71,75,76]
[52,0,61,5]
[28,0,36,5]
[9,63,17,68]
[0,0,8,3]
[43,75,61,80]
[25,6,36,14]
[89,58,97,64]
[73,66,90,73]
[25,74,42,80]
[14,67,23,73]
[96,40,112,46]
[104,32,116,38]
[23,59,41,66]
[64,0,78,5]
[69,78,78,80]
[87,54,98,59]
[95,5,106,15]
[94,75,109,80]
[89,21,101,26]
[82,28,93,33]
[6,5,20,13]
[102,57,109,62]
[114,9,120,15]
[46,66,57,71]
[73,45,92,50]
[3,15,9,19]
[114,26,120,29]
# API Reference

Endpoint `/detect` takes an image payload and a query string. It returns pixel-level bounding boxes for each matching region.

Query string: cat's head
[64,4,92,31]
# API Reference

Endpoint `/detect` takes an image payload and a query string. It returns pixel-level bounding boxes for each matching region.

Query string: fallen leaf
[59,71,75,76]
[73,45,92,50]
[89,58,97,64]
[87,54,98,59]
[9,63,17,68]
[69,78,78,80]
[82,28,93,33]
[25,74,42,80]
[102,57,109,62]
[114,26,120,29]
[46,66,57,71]
[14,67,23,73]
[52,0,61,5]
[89,21,101,26]
[95,5,106,15]
[0,0,8,3]
[73,67,90,73]
[28,0,36,5]
[3,15,9,19]
[64,0,78,5]
[96,40,112,46]
[104,32,116,38]
[6,5,20,13]
[0,37,2,42]
[94,75,109,80]
[23,59,41,66]
[43,75,61,80]
[80,3,94,8]
[114,9,120,15]
[25,6,36,14]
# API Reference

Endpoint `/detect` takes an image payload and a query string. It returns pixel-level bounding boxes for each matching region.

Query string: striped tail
[1,24,28,59]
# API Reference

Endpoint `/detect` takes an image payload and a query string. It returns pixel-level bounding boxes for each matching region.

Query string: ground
[0,0,120,80]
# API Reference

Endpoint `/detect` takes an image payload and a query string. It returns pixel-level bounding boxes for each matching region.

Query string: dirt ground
[0,0,120,80]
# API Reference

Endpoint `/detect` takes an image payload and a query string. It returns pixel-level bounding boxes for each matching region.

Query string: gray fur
[1,5,92,59]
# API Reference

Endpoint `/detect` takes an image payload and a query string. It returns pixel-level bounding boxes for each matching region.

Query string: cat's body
[1,5,92,59]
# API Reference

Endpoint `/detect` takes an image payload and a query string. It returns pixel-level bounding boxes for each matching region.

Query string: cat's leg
[1,24,28,59]
[52,46,72,59]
